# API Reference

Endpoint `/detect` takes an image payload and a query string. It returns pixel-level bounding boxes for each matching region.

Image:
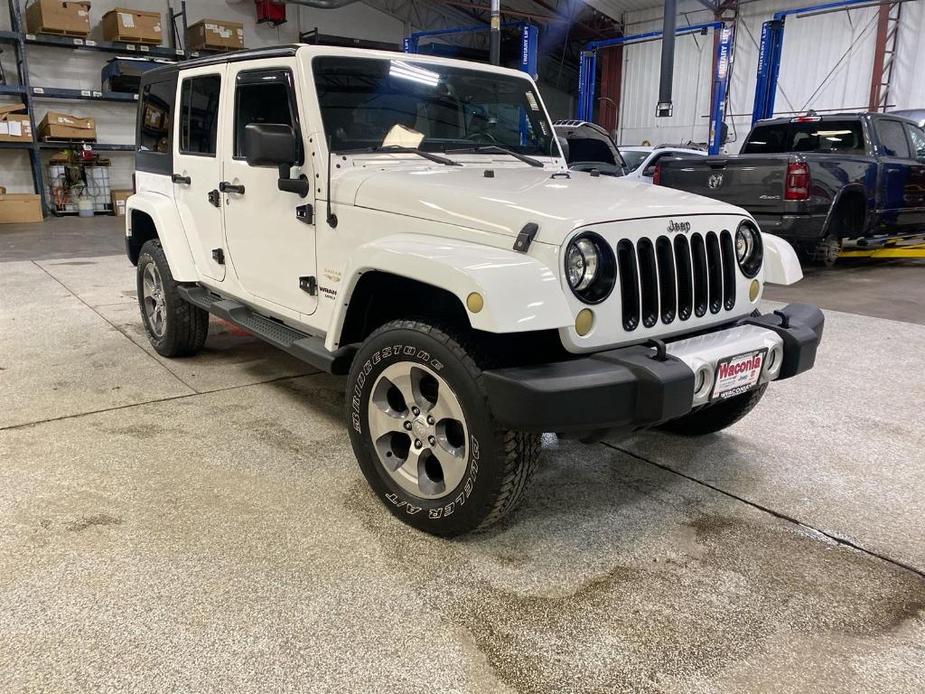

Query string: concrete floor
[2,218,924,693]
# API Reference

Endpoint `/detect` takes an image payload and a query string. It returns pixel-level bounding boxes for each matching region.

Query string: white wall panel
[890,0,925,110]
[617,0,925,154]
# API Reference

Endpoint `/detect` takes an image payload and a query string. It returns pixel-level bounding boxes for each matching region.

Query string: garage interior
[2,0,925,691]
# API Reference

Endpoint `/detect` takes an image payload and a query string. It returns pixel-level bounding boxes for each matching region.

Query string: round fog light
[466,292,484,313]
[749,279,760,302]
[575,309,594,336]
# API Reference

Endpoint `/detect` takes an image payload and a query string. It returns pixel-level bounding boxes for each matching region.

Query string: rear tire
[660,384,768,436]
[137,239,209,357]
[808,233,841,268]
[346,319,540,536]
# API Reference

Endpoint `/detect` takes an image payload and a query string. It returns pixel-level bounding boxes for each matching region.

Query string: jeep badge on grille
[667,220,691,233]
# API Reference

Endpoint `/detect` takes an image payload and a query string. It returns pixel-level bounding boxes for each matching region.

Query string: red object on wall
[256,0,286,26]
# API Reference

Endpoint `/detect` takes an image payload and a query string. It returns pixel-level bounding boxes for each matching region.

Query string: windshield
[312,56,555,156]
[619,150,649,170]
[742,120,866,154]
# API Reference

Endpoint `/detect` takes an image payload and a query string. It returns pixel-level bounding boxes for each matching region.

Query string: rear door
[221,61,317,315]
[872,117,914,230]
[902,122,925,230]
[173,65,225,281]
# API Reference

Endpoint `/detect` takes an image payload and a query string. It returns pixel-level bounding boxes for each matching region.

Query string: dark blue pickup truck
[657,113,925,264]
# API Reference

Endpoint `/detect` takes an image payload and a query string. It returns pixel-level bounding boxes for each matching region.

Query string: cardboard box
[38,110,96,141]
[102,8,162,45]
[187,19,244,52]
[111,189,132,216]
[25,0,91,37]
[0,194,43,224]
[0,103,33,143]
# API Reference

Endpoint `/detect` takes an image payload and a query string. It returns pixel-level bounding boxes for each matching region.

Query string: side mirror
[243,122,309,197]
[244,122,297,167]
[642,164,657,177]
[555,135,570,162]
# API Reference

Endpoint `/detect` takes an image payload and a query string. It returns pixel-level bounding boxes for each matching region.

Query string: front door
[221,62,317,315]
[173,65,225,281]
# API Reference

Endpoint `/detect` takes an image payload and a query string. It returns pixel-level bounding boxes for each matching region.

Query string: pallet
[108,35,162,46]
[31,27,90,38]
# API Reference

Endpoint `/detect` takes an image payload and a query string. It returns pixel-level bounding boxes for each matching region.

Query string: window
[742,120,865,154]
[312,56,554,156]
[138,78,175,153]
[904,123,925,161]
[619,150,650,171]
[234,70,300,161]
[876,120,911,158]
[179,75,221,155]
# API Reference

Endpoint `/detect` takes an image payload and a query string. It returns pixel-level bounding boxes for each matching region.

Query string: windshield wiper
[446,145,544,168]
[337,145,461,166]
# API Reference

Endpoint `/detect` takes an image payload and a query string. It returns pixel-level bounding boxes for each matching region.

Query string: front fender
[762,232,803,285]
[326,233,573,351]
[126,191,198,282]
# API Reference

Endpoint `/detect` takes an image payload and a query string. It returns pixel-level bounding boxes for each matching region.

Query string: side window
[179,75,221,155]
[138,78,175,153]
[877,120,911,158]
[905,123,925,161]
[233,70,302,163]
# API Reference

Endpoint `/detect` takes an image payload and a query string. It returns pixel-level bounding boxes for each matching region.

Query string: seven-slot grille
[615,231,737,331]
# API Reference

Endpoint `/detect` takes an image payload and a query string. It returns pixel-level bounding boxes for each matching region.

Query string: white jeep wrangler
[126,45,824,536]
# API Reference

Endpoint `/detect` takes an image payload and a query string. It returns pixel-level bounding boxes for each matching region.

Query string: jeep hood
[345,165,745,243]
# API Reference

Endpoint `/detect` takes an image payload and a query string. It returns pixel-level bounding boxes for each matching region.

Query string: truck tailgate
[659,155,791,214]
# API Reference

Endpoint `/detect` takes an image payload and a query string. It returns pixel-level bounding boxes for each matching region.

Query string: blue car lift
[752,0,882,126]
[403,22,539,79]
[577,21,733,155]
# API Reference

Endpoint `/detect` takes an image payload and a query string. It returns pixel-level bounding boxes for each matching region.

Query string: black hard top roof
[141,45,301,83]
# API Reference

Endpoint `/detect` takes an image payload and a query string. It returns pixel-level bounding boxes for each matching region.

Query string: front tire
[660,384,767,436]
[346,320,540,536]
[137,240,209,357]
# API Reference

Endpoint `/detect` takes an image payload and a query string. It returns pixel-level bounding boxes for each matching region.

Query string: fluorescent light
[389,61,440,86]
[816,130,852,136]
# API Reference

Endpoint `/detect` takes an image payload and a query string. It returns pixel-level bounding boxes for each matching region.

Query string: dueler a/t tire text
[137,239,209,358]
[346,320,540,536]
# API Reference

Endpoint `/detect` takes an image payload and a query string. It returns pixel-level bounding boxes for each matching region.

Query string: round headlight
[735,221,763,278]
[564,232,616,304]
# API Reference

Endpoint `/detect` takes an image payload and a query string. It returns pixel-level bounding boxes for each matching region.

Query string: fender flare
[823,183,869,237]
[325,233,573,351]
[761,232,803,286]
[126,192,198,282]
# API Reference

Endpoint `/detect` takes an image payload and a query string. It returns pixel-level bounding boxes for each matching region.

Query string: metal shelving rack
[0,0,193,216]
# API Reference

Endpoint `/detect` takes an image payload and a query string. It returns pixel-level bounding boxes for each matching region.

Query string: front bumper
[482,303,824,434]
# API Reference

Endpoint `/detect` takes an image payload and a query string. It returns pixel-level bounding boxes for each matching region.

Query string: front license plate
[711,348,768,401]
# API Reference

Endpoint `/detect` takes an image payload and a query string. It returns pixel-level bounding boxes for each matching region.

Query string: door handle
[171,173,191,185]
[219,181,245,195]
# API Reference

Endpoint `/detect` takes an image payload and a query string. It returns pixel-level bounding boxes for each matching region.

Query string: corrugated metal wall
[616,0,925,152]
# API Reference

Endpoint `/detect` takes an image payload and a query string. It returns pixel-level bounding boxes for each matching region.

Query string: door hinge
[212,248,225,265]
[208,189,221,208]
[296,204,313,224]
[299,276,317,295]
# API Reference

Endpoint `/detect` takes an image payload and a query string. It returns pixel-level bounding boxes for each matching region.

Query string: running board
[178,285,355,375]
